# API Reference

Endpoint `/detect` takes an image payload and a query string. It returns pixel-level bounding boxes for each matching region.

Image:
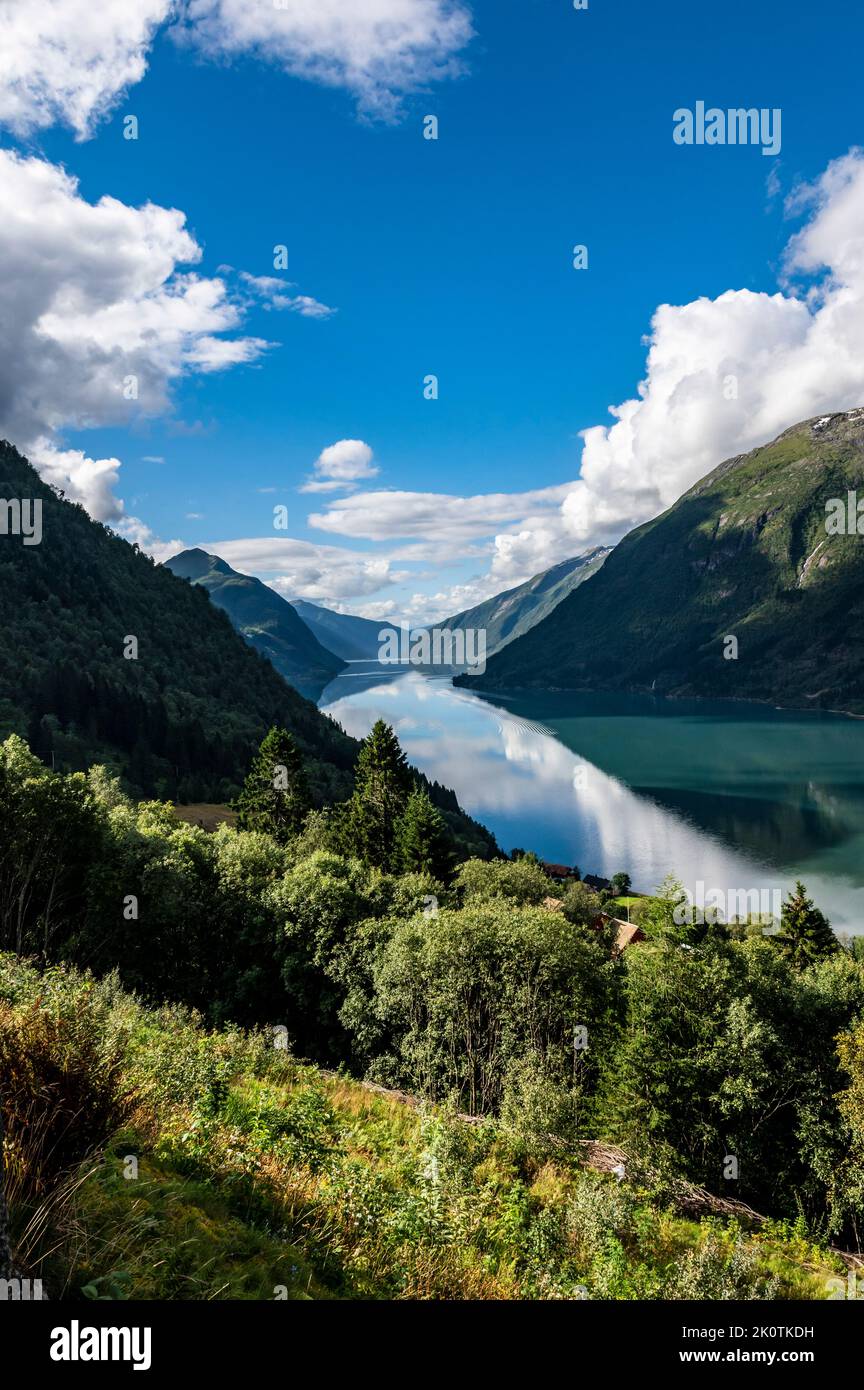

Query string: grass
[0,953,847,1302]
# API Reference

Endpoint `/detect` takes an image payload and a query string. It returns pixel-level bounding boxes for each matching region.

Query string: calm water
[320,664,864,931]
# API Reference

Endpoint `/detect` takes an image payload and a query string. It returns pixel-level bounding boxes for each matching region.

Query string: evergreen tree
[344,720,413,867]
[234,727,312,843]
[777,880,837,967]
[396,789,452,878]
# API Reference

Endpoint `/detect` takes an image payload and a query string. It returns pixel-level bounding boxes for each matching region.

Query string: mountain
[0,447,495,854]
[444,548,609,656]
[0,441,357,803]
[291,599,387,662]
[457,410,864,716]
[165,549,344,701]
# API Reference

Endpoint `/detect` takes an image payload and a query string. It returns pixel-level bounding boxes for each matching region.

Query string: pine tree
[396,789,451,878]
[777,881,837,967]
[345,720,413,867]
[234,727,312,843]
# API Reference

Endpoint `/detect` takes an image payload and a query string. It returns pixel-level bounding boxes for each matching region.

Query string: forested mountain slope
[458,412,864,715]
[0,441,356,802]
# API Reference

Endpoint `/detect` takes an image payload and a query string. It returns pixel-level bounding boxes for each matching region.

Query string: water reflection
[319,665,864,931]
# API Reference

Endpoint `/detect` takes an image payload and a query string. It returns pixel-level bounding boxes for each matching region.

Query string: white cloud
[202,535,405,603]
[560,148,864,550]
[241,273,336,320]
[0,0,170,139]
[0,0,473,139]
[30,440,125,523]
[310,482,572,541]
[175,0,474,122]
[310,148,864,599]
[300,439,380,494]
[0,148,270,520]
[184,333,271,371]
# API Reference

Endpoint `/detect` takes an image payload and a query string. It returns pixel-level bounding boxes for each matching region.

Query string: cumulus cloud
[560,149,864,550]
[311,149,864,599]
[300,439,380,494]
[310,482,572,540]
[0,0,473,138]
[202,535,405,603]
[30,441,125,523]
[175,0,474,122]
[0,148,270,520]
[0,0,170,139]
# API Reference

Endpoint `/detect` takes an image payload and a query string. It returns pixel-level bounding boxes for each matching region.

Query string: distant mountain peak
[164,549,345,701]
[165,547,234,579]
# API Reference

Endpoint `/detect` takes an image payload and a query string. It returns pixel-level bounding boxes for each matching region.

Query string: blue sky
[3,0,864,619]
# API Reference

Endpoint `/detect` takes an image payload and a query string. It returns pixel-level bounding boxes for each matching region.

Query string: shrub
[454,857,553,906]
[0,965,135,1280]
[372,903,623,1115]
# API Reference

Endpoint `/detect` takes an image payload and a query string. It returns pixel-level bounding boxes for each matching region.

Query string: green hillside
[0,442,493,851]
[446,547,609,655]
[1,950,846,1302]
[165,549,345,700]
[458,411,864,714]
[2,737,862,1300]
[0,440,355,803]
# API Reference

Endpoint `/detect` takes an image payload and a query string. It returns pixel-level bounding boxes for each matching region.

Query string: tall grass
[0,954,843,1301]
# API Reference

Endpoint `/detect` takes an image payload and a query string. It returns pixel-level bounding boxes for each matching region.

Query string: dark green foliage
[0,443,492,859]
[371,903,624,1117]
[454,856,552,905]
[459,413,864,715]
[610,872,632,895]
[234,728,312,843]
[0,441,356,803]
[777,881,838,967]
[396,789,451,878]
[600,936,864,1222]
[0,736,101,957]
[561,880,604,928]
[1,731,862,1243]
[343,720,414,868]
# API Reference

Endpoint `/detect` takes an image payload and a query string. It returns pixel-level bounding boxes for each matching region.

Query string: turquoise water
[320,665,864,931]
